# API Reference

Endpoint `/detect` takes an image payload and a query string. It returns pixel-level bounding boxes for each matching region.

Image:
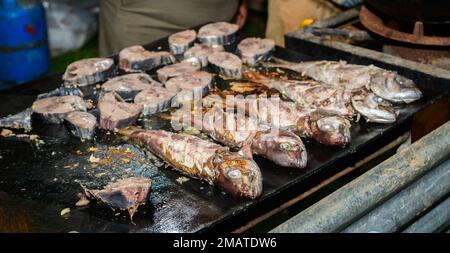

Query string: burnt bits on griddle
[98,92,143,131]
[119,45,175,72]
[77,177,152,219]
[62,58,116,86]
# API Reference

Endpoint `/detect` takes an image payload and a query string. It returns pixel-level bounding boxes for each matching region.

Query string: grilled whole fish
[244,70,397,123]
[203,94,351,146]
[171,105,307,169]
[269,60,422,103]
[118,127,263,199]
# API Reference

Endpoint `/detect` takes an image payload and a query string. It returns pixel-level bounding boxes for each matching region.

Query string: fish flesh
[156,61,201,83]
[165,71,213,104]
[208,52,242,79]
[237,38,275,65]
[184,43,224,67]
[0,108,32,131]
[62,58,116,86]
[101,73,161,101]
[134,87,178,116]
[197,22,239,45]
[118,127,263,199]
[64,111,97,140]
[98,92,143,131]
[172,105,307,168]
[32,95,87,124]
[119,45,175,72]
[244,70,398,123]
[269,60,422,103]
[78,177,151,219]
[168,29,197,55]
[203,94,351,146]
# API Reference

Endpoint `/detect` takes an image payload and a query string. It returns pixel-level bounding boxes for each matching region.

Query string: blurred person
[99,0,248,56]
[266,0,360,46]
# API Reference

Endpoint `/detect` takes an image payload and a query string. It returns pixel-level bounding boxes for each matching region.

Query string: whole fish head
[253,129,308,169]
[213,152,263,199]
[352,92,397,124]
[310,115,351,146]
[370,72,422,104]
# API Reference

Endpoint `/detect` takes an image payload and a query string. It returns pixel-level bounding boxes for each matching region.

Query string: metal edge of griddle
[285,31,450,94]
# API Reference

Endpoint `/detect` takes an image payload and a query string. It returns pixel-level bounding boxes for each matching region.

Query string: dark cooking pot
[364,0,450,24]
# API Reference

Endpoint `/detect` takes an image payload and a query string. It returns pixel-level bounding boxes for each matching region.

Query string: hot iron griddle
[0,35,442,233]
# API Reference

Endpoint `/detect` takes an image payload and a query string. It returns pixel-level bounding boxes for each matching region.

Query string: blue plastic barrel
[0,0,50,89]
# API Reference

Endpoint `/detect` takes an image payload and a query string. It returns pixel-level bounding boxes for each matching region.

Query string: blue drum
[0,0,50,89]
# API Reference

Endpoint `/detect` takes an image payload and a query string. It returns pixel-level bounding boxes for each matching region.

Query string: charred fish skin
[251,128,308,168]
[183,43,224,68]
[119,128,263,199]
[168,30,197,55]
[351,91,397,124]
[180,106,308,169]
[210,95,352,147]
[237,38,276,66]
[197,22,239,46]
[270,60,422,103]
[119,45,175,72]
[62,58,116,86]
[244,70,399,124]
[102,73,162,101]
[208,52,242,79]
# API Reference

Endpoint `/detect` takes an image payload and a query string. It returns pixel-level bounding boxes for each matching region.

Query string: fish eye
[227,169,242,179]
[321,124,334,132]
[279,142,291,150]
[374,96,384,103]
[395,77,404,85]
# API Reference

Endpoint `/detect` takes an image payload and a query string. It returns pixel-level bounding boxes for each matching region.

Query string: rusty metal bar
[402,196,450,233]
[342,159,450,233]
[270,121,450,233]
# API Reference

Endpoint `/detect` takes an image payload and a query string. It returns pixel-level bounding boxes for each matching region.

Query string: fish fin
[238,143,254,159]
[117,126,142,137]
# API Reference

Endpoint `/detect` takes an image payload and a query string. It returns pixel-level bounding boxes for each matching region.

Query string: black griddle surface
[0,36,442,233]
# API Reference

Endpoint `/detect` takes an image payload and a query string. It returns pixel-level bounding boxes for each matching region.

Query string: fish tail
[117,126,142,137]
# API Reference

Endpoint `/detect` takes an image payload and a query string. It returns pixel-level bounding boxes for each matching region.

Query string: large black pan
[364,0,450,24]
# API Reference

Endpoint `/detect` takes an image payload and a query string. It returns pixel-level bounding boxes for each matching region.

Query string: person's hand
[234,0,248,29]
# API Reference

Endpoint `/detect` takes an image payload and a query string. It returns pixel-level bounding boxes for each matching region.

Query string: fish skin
[268,60,422,104]
[172,105,308,169]
[244,69,398,124]
[118,127,263,199]
[0,108,32,131]
[203,94,351,147]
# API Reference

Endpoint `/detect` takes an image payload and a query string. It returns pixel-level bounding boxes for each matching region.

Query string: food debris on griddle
[77,177,152,219]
